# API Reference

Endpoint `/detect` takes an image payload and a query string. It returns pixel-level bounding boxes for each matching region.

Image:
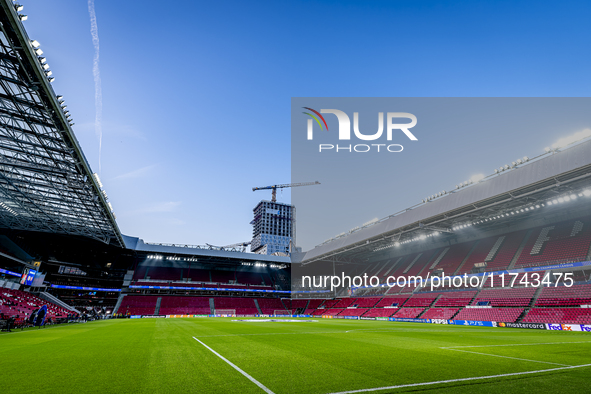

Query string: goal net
[274,310,292,316]
[215,309,236,316]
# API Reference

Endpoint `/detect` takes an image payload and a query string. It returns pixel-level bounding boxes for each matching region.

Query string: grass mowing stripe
[325,363,591,394]
[195,331,346,338]
[192,336,275,394]
[441,348,571,367]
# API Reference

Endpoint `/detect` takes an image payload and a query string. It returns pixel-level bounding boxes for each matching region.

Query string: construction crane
[252,181,320,202]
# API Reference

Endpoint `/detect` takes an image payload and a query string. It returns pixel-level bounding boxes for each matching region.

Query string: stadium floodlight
[584,189,591,197]
[504,164,510,170]
[38,57,47,64]
[56,95,63,100]
[45,70,52,76]
[544,147,551,152]
[523,156,529,162]
[42,63,49,70]
[511,161,516,167]
[19,14,27,21]
[30,39,40,48]
[570,194,577,200]
[48,77,54,82]
[15,3,24,12]
[35,48,43,56]
[552,199,558,204]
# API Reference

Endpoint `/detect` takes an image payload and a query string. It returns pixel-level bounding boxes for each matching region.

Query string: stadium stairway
[517,285,545,322]
[516,308,529,323]
[416,294,443,318]
[113,294,126,314]
[507,229,533,270]
[452,240,480,275]
[254,299,262,314]
[209,298,215,314]
[280,298,291,313]
[155,297,162,315]
[39,292,80,314]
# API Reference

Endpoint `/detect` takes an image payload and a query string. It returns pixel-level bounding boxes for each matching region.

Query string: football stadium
[2,1,591,393]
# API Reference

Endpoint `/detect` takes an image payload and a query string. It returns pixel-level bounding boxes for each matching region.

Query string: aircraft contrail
[88,0,102,174]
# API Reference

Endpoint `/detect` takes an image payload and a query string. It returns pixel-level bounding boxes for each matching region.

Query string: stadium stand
[403,293,440,307]
[257,298,288,314]
[514,218,591,268]
[0,288,70,319]
[339,308,369,317]
[361,308,396,318]
[471,287,536,307]
[420,308,460,320]
[433,291,477,307]
[535,284,591,306]
[158,296,211,315]
[393,308,425,318]
[454,307,524,323]
[118,295,159,316]
[522,308,591,324]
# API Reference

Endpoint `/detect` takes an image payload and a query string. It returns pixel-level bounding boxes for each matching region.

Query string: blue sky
[21,0,591,246]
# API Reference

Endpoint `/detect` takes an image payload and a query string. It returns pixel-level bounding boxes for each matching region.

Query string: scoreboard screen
[20,268,37,286]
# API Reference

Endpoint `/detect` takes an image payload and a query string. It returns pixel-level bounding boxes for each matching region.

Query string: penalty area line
[441,348,570,367]
[192,337,275,394]
[326,363,591,394]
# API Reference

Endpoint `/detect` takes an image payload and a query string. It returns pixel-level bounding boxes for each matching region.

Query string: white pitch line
[326,363,591,394]
[442,347,571,367]
[443,341,591,349]
[192,337,275,394]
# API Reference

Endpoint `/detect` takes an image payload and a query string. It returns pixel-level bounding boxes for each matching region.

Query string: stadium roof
[123,235,291,264]
[299,138,591,264]
[0,1,123,247]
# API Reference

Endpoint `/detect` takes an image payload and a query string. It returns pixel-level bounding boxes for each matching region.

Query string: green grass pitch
[1,318,590,393]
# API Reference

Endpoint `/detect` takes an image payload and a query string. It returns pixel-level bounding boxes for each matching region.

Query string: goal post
[274,310,292,316]
[214,309,236,316]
